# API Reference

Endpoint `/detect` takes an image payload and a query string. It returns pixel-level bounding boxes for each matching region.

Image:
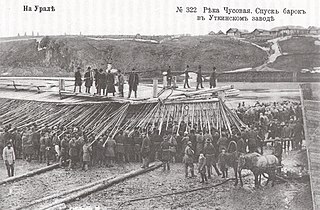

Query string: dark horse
[218,141,242,186]
[238,152,279,187]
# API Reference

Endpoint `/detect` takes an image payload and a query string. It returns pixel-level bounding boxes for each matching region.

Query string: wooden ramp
[300,83,320,210]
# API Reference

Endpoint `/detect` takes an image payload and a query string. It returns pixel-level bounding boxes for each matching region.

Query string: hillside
[0,35,267,77]
[268,36,320,71]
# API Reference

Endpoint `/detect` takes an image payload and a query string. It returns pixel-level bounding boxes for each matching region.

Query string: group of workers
[74,66,139,98]
[165,65,218,90]
[1,100,305,183]
[73,64,218,99]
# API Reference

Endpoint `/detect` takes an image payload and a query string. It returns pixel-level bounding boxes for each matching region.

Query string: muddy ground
[0,147,312,210]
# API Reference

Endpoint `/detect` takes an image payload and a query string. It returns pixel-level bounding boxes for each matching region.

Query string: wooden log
[38,163,163,210]
[17,175,116,209]
[0,163,60,185]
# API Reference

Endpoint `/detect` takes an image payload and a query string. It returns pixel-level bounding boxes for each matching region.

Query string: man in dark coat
[209,66,217,88]
[93,69,99,94]
[183,141,196,178]
[117,70,125,97]
[31,127,40,161]
[128,68,139,98]
[74,67,82,93]
[106,70,115,96]
[140,132,151,168]
[184,65,190,88]
[196,65,204,90]
[203,139,221,178]
[160,135,171,171]
[84,67,93,94]
[98,69,107,96]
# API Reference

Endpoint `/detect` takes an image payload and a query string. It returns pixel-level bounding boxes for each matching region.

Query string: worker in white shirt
[3,141,16,177]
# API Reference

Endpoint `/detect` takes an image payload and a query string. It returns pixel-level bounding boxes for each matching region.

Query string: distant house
[308,26,320,34]
[226,28,241,37]
[208,31,215,35]
[216,30,225,35]
[270,30,279,37]
[251,29,271,36]
[278,27,308,36]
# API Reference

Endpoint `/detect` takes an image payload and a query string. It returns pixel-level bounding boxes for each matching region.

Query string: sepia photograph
[0,0,319,209]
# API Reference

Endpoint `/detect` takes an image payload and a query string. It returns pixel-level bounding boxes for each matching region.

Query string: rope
[118,177,236,207]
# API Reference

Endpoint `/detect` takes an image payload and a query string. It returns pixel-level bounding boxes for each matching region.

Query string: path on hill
[267,36,291,63]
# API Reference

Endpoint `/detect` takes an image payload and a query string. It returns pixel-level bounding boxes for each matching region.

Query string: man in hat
[2,141,15,177]
[98,69,107,96]
[114,130,125,162]
[106,70,115,96]
[132,127,142,162]
[117,70,125,97]
[84,67,93,94]
[196,65,204,90]
[160,134,171,171]
[209,66,217,88]
[198,153,207,183]
[203,139,221,178]
[128,68,139,98]
[140,132,151,168]
[151,128,162,161]
[74,67,82,93]
[183,141,196,178]
[183,65,190,89]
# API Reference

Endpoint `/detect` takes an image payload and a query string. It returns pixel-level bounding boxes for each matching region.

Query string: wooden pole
[38,163,163,210]
[153,79,158,98]
[0,163,60,185]
[17,176,116,209]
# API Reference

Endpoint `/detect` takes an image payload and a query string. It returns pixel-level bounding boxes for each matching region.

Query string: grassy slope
[268,36,320,71]
[0,36,267,77]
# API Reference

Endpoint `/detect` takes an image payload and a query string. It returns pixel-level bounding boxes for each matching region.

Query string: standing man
[167,66,172,87]
[106,70,115,96]
[82,139,92,171]
[128,68,139,98]
[198,153,208,183]
[183,141,196,178]
[203,139,221,178]
[31,126,40,162]
[184,65,190,89]
[209,66,217,88]
[140,132,151,168]
[74,67,82,93]
[160,135,171,171]
[117,70,125,97]
[84,67,93,94]
[98,69,107,96]
[3,142,15,177]
[196,65,204,90]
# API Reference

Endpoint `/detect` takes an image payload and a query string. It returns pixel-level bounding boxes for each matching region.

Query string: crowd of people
[1,100,305,183]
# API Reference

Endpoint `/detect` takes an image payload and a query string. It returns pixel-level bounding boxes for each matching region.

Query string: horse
[217,141,242,186]
[238,152,279,188]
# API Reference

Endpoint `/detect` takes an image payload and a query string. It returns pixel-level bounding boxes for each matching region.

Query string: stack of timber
[0,84,245,147]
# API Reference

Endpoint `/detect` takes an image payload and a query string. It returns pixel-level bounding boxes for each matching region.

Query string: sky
[0,0,319,37]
